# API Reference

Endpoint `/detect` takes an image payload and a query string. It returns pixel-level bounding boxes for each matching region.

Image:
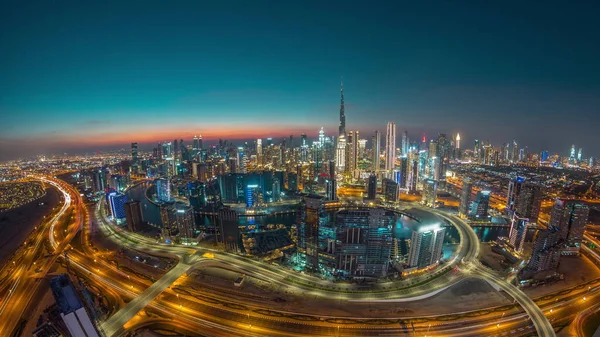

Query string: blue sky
[1,1,599,160]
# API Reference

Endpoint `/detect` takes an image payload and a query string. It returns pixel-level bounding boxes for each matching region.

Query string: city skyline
[2,1,599,160]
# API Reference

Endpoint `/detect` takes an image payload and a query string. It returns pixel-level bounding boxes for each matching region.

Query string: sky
[1,1,599,161]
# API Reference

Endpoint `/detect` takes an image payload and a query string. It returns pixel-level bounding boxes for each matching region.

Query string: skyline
[2,1,600,161]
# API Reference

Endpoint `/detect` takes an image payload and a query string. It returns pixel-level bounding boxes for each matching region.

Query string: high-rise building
[407,218,446,269]
[335,134,346,173]
[367,174,377,200]
[398,156,408,189]
[345,130,359,174]
[469,191,490,220]
[459,178,472,217]
[339,81,346,136]
[382,178,398,202]
[193,136,200,150]
[509,213,529,252]
[401,130,408,156]
[50,274,100,337]
[422,179,437,207]
[550,199,589,254]
[297,195,325,271]
[507,177,542,222]
[372,130,381,172]
[335,208,393,277]
[131,142,139,164]
[455,133,461,149]
[218,208,240,253]
[124,200,143,232]
[108,192,128,221]
[385,122,396,172]
[175,203,195,240]
[526,226,562,273]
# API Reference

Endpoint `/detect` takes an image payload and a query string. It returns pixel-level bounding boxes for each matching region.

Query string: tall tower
[401,130,408,155]
[372,130,381,172]
[385,122,396,172]
[455,133,461,149]
[339,80,346,137]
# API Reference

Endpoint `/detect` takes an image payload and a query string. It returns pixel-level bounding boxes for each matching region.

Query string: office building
[401,130,408,156]
[407,212,446,269]
[335,208,393,277]
[469,191,490,220]
[155,178,171,202]
[124,200,143,232]
[50,274,100,337]
[422,179,437,207]
[219,208,240,253]
[526,226,562,273]
[367,174,377,200]
[175,203,195,240]
[515,183,543,223]
[398,156,408,188]
[550,199,589,254]
[297,195,325,271]
[382,178,398,202]
[108,192,128,222]
[385,122,396,172]
[459,178,472,217]
[131,142,138,164]
[509,213,529,252]
[372,130,381,172]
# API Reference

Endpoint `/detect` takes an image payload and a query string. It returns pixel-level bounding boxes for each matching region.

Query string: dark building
[367,174,377,200]
[507,177,542,222]
[459,178,473,217]
[297,194,325,271]
[550,199,589,254]
[50,274,100,337]
[218,208,241,253]
[382,178,398,202]
[526,226,562,273]
[124,200,143,232]
[335,208,393,277]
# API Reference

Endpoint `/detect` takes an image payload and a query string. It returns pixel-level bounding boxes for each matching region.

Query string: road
[0,176,84,336]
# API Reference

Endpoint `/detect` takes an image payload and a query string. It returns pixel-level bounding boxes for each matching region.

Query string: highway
[0,176,84,336]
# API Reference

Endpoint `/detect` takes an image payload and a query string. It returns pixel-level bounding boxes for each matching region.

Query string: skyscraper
[422,179,437,207]
[459,178,472,217]
[175,203,195,240]
[469,191,490,220]
[401,130,408,156]
[131,142,138,164]
[526,226,562,273]
[509,213,529,252]
[408,220,446,269]
[372,130,381,172]
[336,134,346,173]
[367,174,377,200]
[298,195,324,271]
[455,133,460,149]
[50,274,101,337]
[218,208,240,253]
[124,200,143,232]
[385,122,396,172]
[193,136,200,150]
[550,199,589,254]
[339,80,346,136]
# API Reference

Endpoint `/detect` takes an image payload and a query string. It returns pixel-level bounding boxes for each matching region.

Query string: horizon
[2,1,599,161]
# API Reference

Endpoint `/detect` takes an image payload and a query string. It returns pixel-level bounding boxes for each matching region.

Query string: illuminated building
[455,133,460,149]
[551,199,589,254]
[358,138,367,158]
[335,134,346,173]
[108,192,128,222]
[335,208,393,277]
[459,178,472,217]
[407,212,445,269]
[509,213,528,252]
[401,130,408,156]
[155,178,171,202]
[131,142,139,171]
[422,179,437,207]
[92,169,107,192]
[372,130,381,172]
[408,159,418,194]
[124,200,143,232]
[507,177,542,223]
[398,156,408,189]
[469,190,490,220]
[385,122,396,172]
[175,203,195,240]
[50,274,100,337]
